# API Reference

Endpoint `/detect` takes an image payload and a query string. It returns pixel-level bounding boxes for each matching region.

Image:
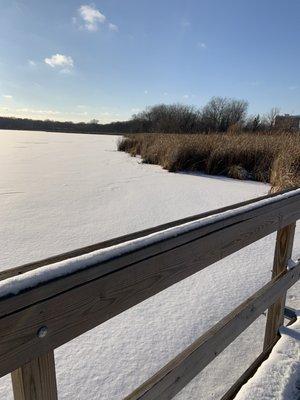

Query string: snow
[0,130,267,270]
[234,315,300,400]
[0,130,299,400]
[1,185,299,298]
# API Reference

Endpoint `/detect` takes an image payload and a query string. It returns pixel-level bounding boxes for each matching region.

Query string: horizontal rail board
[220,312,298,400]
[1,189,300,321]
[284,306,297,320]
[220,339,277,400]
[0,190,299,377]
[124,264,300,400]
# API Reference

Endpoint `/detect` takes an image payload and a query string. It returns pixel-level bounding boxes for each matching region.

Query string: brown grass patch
[118,133,300,191]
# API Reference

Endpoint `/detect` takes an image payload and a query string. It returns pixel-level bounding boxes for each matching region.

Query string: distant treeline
[0,116,133,134]
[0,97,284,135]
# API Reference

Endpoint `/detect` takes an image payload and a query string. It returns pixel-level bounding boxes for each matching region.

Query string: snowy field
[0,130,299,399]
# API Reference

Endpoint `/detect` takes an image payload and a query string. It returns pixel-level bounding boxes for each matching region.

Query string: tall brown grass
[118,132,300,191]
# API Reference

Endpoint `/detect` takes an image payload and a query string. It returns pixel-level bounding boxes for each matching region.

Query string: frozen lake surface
[0,130,267,270]
[0,130,299,399]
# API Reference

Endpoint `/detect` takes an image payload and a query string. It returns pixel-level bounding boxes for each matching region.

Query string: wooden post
[263,223,296,350]
[11,351,58,400]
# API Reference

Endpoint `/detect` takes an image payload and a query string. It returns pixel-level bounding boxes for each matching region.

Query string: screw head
[37,326,48,338]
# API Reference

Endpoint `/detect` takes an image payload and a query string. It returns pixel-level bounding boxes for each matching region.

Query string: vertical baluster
[263,223,296,349]
[11,351,58,400]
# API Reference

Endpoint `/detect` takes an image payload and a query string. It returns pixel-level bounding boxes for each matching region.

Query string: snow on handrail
[0,187,300,298]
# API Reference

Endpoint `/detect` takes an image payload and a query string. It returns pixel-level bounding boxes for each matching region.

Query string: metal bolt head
[37,326,48,338]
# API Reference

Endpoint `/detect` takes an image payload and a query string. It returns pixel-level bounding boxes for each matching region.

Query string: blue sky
[0,0,299,123]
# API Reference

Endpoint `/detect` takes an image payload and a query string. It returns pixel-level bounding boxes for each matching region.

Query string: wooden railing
[0,188,299,400]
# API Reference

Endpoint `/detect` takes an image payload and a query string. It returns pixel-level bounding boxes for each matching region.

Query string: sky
[0,0,299,123]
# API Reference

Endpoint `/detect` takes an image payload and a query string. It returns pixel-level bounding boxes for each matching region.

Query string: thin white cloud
[183,94,189,99]
[77,111,88,116]
[78,5,106,31]
[0,106,98,122]
[163,92,168,96]
[2,94,13,100]
[16,108,61,116]
[45,54,74,71]
[197,42,207,49]
[59,68,74,75]
[28,60,37,67]
[289,85,298,91]
[144,90,148,94]
[108,22,118,32]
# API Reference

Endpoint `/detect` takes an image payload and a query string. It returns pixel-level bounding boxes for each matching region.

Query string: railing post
[11,351,58,400]
[263,223,296,350]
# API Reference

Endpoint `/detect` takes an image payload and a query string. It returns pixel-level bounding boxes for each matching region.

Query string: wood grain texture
[220,339,277,400]
[124,265,300,400]
[263,223,296,350]
[0,192,299,378]
[1,188,300,321]
[222,311,298,400]
[11,351,57,400]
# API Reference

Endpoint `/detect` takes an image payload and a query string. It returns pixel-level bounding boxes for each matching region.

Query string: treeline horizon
[0,97,292,134]
[0,115,132,135]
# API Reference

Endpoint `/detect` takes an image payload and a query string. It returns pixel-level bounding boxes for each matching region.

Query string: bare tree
[131,104,201,133]
[201,97,248,132]
[263,107,280,129]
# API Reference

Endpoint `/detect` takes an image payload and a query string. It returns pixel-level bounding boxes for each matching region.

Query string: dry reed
[118,132,300,190]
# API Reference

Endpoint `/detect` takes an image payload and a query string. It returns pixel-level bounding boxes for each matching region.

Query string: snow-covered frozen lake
[0,130,268,270]
[0,130,299,399]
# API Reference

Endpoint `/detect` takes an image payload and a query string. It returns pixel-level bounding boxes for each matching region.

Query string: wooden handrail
[0,188,298,400]
[124,263,300,400]
[0,187,296,282]
[1,188,299,318]
[221,309,299,400]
